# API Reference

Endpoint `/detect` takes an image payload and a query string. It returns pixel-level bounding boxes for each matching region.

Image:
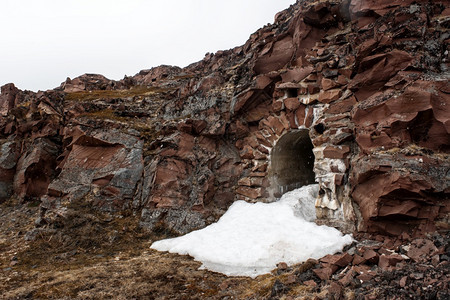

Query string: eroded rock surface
[0,0,449,236]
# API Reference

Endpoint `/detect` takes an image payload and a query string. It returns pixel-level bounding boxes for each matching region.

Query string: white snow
[151,184,353,278]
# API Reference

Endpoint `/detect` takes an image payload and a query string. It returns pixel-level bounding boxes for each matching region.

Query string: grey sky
[0,0,295,92]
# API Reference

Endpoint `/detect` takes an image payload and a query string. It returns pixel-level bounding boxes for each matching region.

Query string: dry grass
[0,199,233,299]
[0,198,325,299]
[3,251,217,299]
[65,86,176,102]
[381,143,449,159]
[75,109,161,148]
[78,108,130,122]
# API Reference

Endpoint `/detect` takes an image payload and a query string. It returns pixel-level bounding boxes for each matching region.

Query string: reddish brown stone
[233,90,254,114]
[323,145,350,159]
[307,83,320,94]
[336,75,349,86]
[350,0,416,18]
[321,78,338,90]
[324,95,357,114]
[248,177,266,187]
[252,162,268,172]
[339,270,355,287]
[334,174,345,186]
[257,145,270,154]
[286,111,297,129]
[238,177,251,187]
[295,105,306,126]
[277,82,301,91]
[349,50,414,99]
[191,120,207,134]
[254,132,272,148]
[304,280,317,287]
[267,116,285,136]
[262,130,278,145]
[234,120,250,137]
[254,150,267,160]
[0,83,20,116]
[154,159,189,185]
[363,249,379,264]
[318,89,342,104]
[277,262,288,270]
[254,36,294,74]
[304,107,314,128]
[339,68,352,79]
[304,73,318,82]
[352,265,371,274]
[236,186,262,199]
[313,267,334,280]
[378,254,404,270]
[240,145,254,159]
[272,99,284,112]
[351,153,448,236]
[357,273,374,282]
[249,172,267,178]
[279,112,290,130]
[254,75,273,90]
[244,102,272,122]
[321,263,339,274]
[284,97,300,111]
[240,138,255,150]
[14,139,60,200]
[320,253,353,267]
[281,67,313,83]
[399,276,408,288]
[285,274,296,285]
[328,282,343,299]
[311,135,328,147]
[407,239,439,263]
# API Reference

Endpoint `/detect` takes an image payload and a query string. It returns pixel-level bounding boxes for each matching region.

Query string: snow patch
[151,184,353,278]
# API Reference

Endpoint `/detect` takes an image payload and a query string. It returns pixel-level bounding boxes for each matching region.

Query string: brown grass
[76,109,161,150]
[65,86,176,102]
[0,198,325,300]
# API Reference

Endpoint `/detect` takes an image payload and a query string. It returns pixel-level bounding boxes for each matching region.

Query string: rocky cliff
[1,0,449,238]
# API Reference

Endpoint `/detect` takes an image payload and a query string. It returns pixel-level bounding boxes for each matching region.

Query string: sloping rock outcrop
[0,0,449,237]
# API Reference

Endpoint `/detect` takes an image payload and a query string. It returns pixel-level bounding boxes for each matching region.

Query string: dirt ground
[1,199,449,299]
[0,199,321,299]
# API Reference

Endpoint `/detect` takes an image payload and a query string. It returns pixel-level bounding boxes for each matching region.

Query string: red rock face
[254,36,295,74]
[0,83,20,116]
[0,141,19,202]
[353,81,450,153]
[0,0,449,236]
[43,129,144,212]
[350,154,449,235]
[59,73,127,92]
[13,138,59,200]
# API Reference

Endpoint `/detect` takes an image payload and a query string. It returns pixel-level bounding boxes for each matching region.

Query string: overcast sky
[0,0,295,92]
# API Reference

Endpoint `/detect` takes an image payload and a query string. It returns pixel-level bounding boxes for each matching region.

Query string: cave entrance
[269,130,316,198]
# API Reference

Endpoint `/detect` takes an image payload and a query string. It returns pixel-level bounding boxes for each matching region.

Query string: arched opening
[269,130,315,198]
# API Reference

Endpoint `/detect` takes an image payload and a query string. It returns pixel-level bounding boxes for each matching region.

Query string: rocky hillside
[1,0,449,239]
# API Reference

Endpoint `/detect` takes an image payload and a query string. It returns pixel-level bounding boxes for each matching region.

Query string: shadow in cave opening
[269,129,316,199]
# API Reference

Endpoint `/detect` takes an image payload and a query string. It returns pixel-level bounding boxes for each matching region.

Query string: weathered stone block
[318,89,342,104]
[236,186,263,199]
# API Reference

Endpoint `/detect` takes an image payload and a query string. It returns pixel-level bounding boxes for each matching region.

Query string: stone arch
[268,129,315,198]
[233,80,358,231]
